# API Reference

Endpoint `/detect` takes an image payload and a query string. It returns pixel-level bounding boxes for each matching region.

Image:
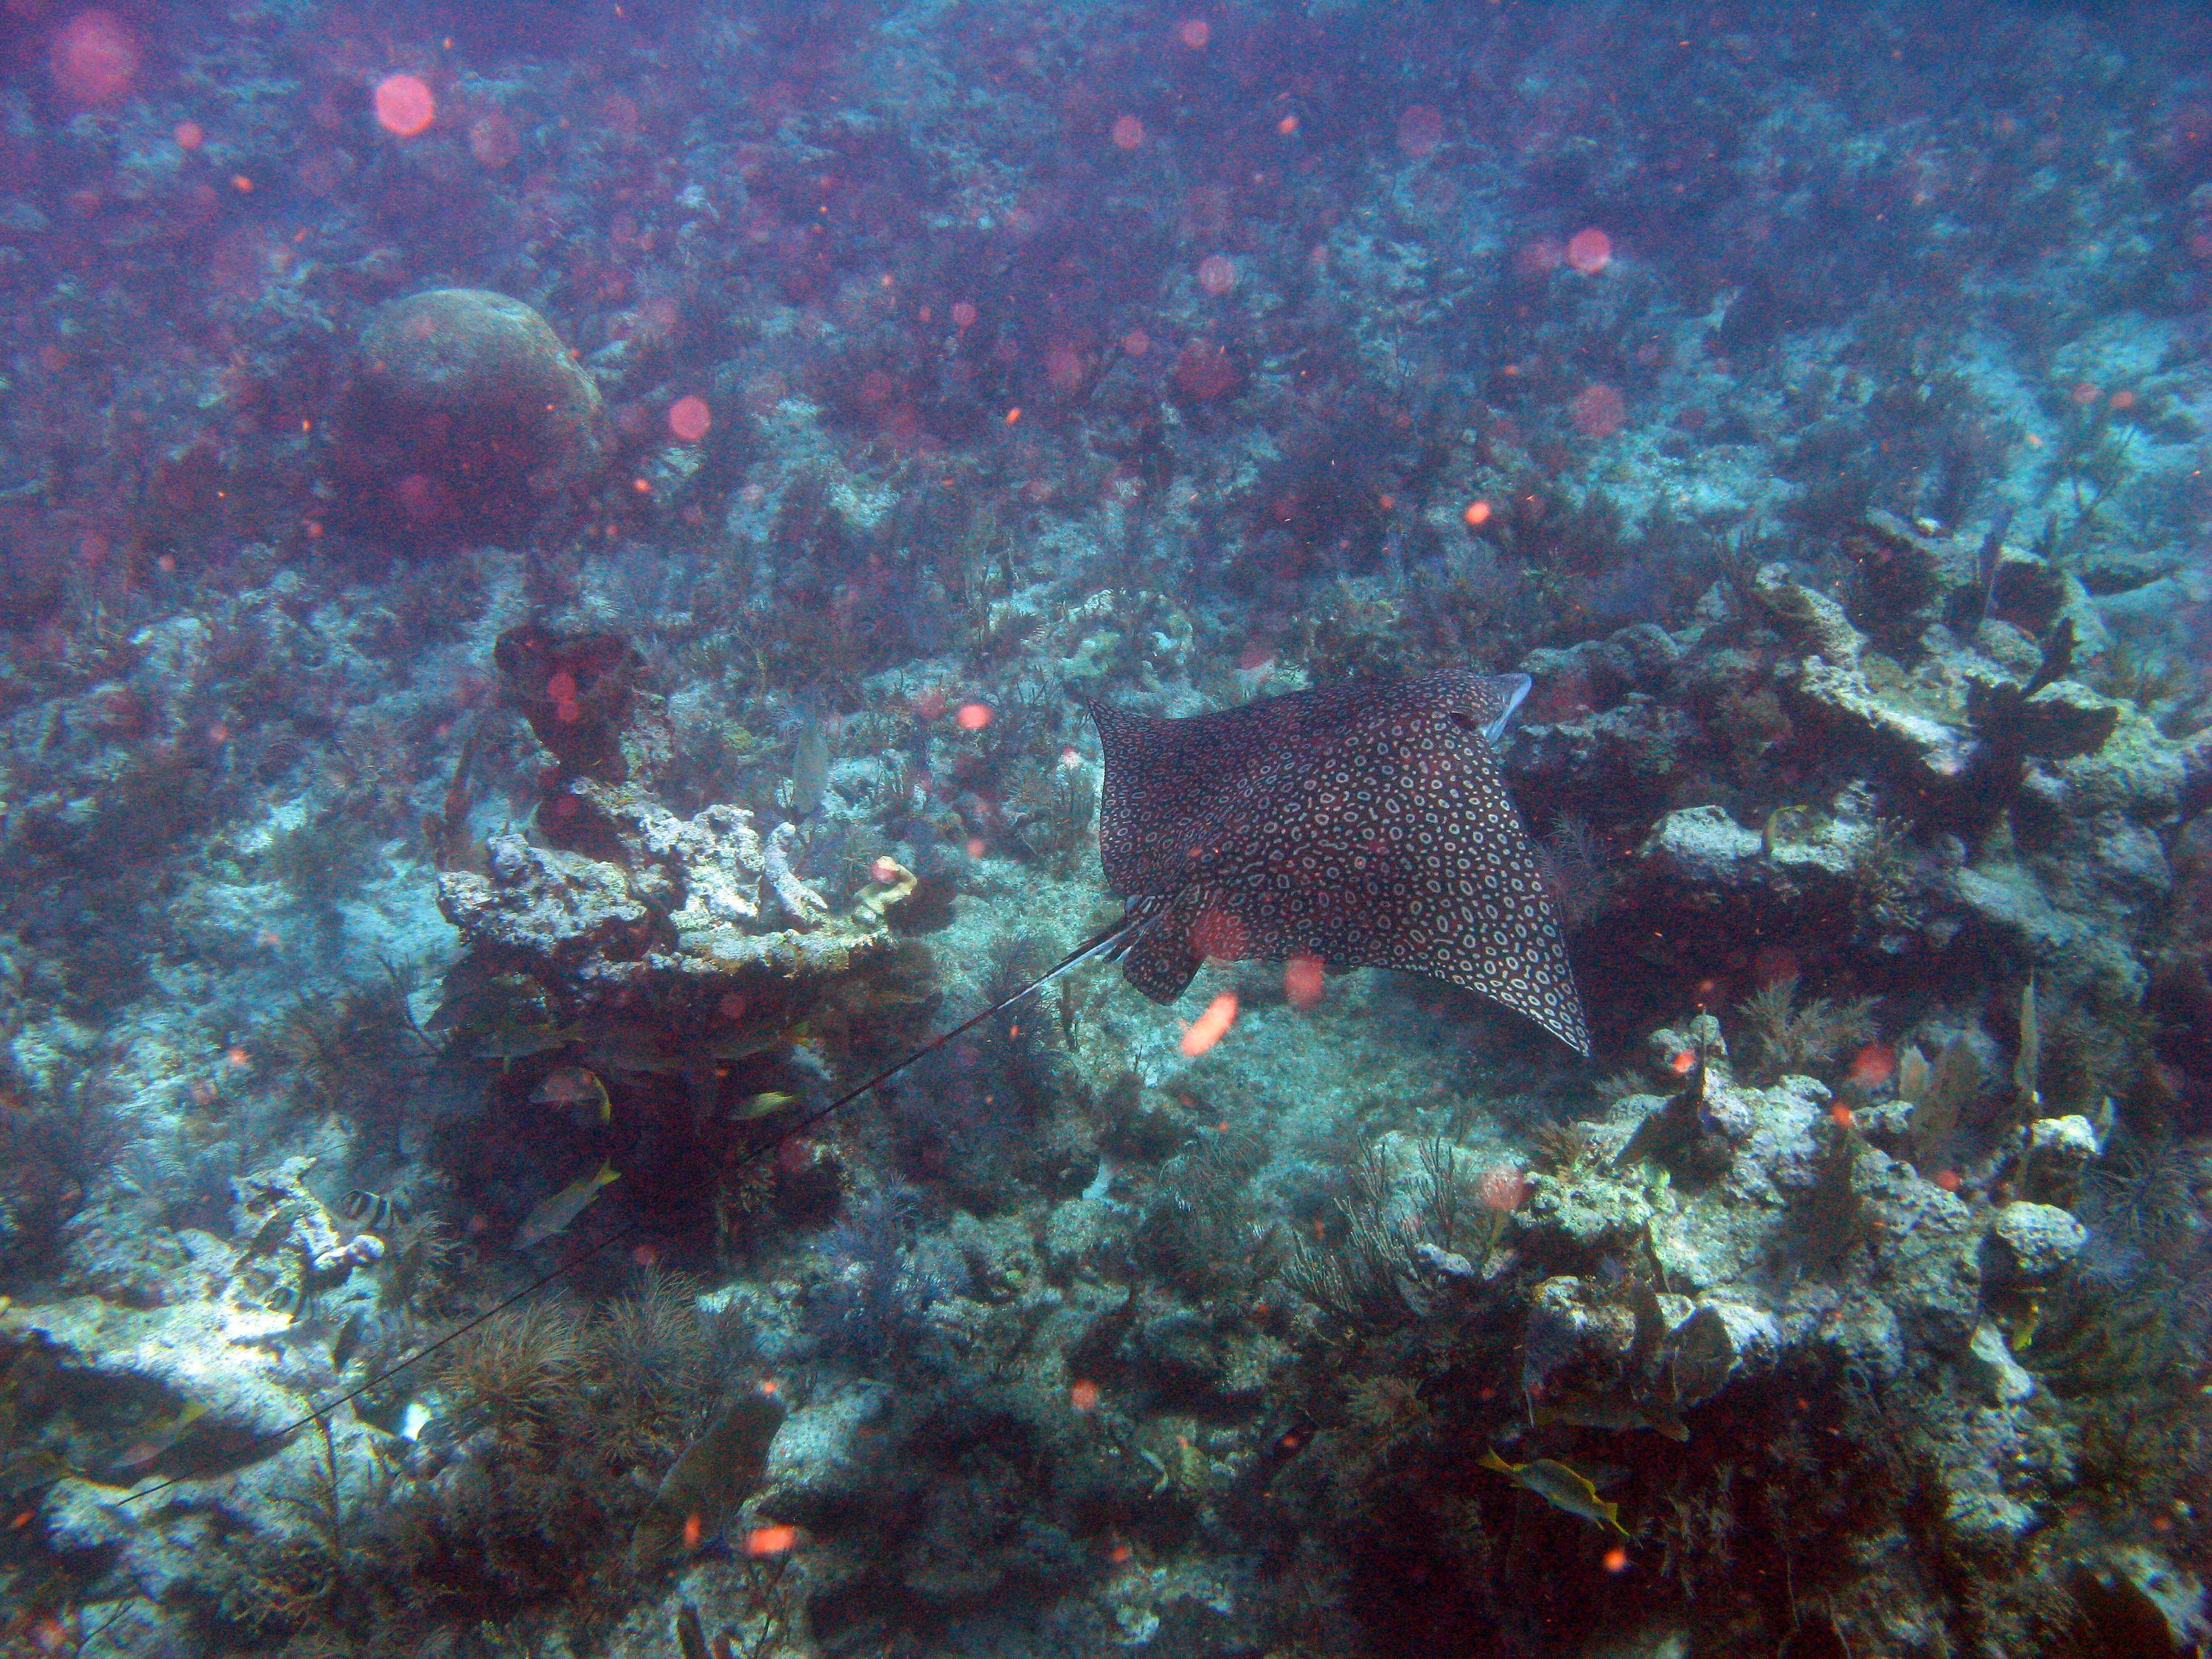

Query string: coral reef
[0,1,2207,1655]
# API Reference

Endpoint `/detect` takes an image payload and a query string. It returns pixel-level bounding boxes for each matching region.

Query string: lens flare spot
[51,10,141,107]
[174,120,205,151]
[1463,498,1493,527]
[1178,17,1211,48]
[667,395,712,441]
[956,701,993,731]
[1197,254,1238,296]
[950,300,978,330]
[1397,104,1444,157]
[1284,953,1325,1010]
[374,74,437,139]
[1567,227,1613,274]
[1111,114,1144,149]
[1179,992,1239,1057]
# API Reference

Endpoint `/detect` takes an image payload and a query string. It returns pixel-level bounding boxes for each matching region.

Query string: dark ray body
[1088,668,1590,1056]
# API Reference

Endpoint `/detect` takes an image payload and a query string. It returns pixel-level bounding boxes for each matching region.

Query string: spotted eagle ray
[782,667,1588,1102]
[1084,667,1590,1054]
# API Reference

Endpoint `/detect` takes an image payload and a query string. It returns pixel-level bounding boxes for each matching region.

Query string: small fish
[530,1065,611,1126]
[675,1604,709,1659]
[1478,1448,1631,1537]
[730,1091,797,1121]
[234,1203,305,1262]
[282,1276,321,1324]
[515,1161,619,1250]
[1975,507,2014,622]
[582,1029,691,1077]
[473,1019,576,1069]
[331,1310,367,1371]
[2021,616,2076,700]
[630,1390,787,1570]
[112,1401,210,1475]
[341,1189,408,1228]
[787,720,830,818]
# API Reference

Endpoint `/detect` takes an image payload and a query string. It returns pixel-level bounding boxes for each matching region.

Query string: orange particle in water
[1122,328,1150,356]
[1005,406,1022,424]
[1178,17,1211,47]
[1111,114,1144,149]
[374,74,437,138]
[1180,992,1239,1057]
[951,299,978,329]
[2108,388,2136,411]
[1278,115,1298,135]
[966,836,987,858]
[226,1046,251,1068]
[1109,1541,1133,1562]
[1830,1104,1857,1129]
[546,670,578,703]
[1069,1379,1100,1412]
[1567,227,1613,274]
[1198,254,1238,296]
[759,1377,781,1396]
[1668,1048,1697,1076]
[2070,380,2100,406]
[668,395,711,441]
[1463,498,1493,527]
[1935,1169,1961,1192]
[1847,1043,1896,1088]
[681,1511,703,1551]
[956,701,993,731]
[1284,953,1326,1010]
[174,120,204,151]
[745,1525,799,1557]
[1601,1546,1630,1573]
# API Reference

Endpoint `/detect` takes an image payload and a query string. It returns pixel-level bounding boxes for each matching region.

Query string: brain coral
[340,288,605,539]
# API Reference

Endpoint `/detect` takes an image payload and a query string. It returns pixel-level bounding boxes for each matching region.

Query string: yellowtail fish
[530,1065,611,1125]
[515,1161,619,1249]
[1478,1448,1630,1537]
[731,1091,797,1121]
[112,1401,210,1475]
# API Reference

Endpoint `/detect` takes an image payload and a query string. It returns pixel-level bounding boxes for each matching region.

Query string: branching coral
[1285,1138,1509,1333]
[1136,1124,1273,1299]
[1736,977,1879,1083]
